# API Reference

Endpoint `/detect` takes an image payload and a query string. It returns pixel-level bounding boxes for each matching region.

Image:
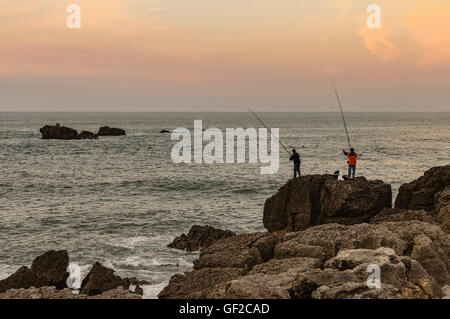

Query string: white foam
[142,283,167,299]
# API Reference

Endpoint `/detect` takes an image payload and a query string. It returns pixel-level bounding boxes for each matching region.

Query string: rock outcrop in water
[263,175,392,232]
[0,251,149,299]
[167,225,236,252]
[97,126,126,136]
[161,167,450,299]
[40,124,98,140]
[80,262,150,296]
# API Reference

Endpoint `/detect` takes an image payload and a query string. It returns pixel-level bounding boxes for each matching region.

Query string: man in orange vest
[342,148,357,178]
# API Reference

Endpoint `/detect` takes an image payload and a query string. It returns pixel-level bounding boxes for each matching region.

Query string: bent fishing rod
[248,108,291,156]
[330,78,352,149]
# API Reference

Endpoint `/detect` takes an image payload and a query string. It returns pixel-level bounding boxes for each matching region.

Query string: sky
[0,0,449,111]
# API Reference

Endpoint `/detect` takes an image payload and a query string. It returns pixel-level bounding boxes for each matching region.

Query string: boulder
[40,124,78,140]
[168,225,236,252]
[79,262,149,296]
[434,186,450,233]
[97,126,126,136]
[294,247,442,299]
[263,175,392,232]
[395,165,450,211]
[158,267,244,299]
[0,250,69,293]
[193,233,279,271]
[370,208,435,224]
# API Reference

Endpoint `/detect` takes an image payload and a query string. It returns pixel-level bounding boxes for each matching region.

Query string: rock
[40,124,78,140]
[158,268,245,299]
[193,233,278,271]
[75,131,98,139]
[0,286,141,299]
[168,225,236,252]
[187,278,291,299]
[434,186,450,233]
[263,175,392,232]
[290,247,442,299]
[97,126,126,136]
[40,124,98,140]
[79,262,146,296]
[395,165,450,211]
[0,250,69,293]
[0,266,46,294]
[274,221,450,286]
[160,130,170,133]
[29,250,69,289]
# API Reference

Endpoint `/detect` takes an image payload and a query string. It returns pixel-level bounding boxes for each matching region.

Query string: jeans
[294,163,301,178]
[348,165,356,177]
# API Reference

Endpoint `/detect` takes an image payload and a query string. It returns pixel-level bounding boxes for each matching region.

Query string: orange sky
[1,0,450,111]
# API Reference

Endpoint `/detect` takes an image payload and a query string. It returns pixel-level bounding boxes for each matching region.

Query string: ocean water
[0,112,449,298]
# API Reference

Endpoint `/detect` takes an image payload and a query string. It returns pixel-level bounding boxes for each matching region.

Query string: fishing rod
[248,108,291,156]
[330,78,352,149]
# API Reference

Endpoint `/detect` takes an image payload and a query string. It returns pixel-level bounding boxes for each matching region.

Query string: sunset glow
[1,0,449,111]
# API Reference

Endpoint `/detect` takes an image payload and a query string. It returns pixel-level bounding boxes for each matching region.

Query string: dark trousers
[348,165,356,177]
[294,163,301,178]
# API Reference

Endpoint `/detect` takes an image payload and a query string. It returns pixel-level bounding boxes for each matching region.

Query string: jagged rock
[263,175,392,232]
[434,186,450,233]
[29,250,69,289]
[97,126,126,136]
[40,124,98,140]
[79,262,148,296]
[40,124,78,140]
[187,278,291,299]
[168,225,236,252]
[75,131,98,139]
[0,250,69,293]
[158,268,245,299]
[395,165,450,211]
[193,233,279,271]
[0,286,141,299]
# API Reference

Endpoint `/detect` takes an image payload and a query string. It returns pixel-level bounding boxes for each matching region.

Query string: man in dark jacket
[290,149,301,178]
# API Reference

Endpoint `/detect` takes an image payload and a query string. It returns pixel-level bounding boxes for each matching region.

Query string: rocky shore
[1,165,448,299]
[161,165,449,299]
[0,250,149,299]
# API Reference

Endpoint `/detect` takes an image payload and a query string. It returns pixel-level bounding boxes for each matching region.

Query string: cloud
[358,25,401,62]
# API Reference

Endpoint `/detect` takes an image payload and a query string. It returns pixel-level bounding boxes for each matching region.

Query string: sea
[0,112,449,298]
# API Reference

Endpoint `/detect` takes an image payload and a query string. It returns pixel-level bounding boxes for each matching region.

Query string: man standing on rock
[342,148,357,178]
[290,149,301,178]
